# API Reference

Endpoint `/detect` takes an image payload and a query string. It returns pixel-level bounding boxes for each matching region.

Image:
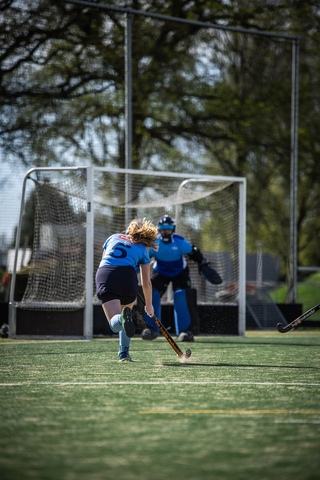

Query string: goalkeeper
[141,214,222,342]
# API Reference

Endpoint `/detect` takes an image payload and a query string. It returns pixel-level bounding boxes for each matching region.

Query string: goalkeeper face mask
[159,225,174,243]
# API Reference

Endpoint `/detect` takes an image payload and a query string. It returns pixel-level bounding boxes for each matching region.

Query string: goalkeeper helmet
[158,215,175,243]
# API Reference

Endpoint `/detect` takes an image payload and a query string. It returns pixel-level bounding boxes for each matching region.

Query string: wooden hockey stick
[277,303,320,333]
[137,291,191,359]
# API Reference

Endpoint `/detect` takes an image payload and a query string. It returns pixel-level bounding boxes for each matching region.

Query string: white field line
[1,381,320,386]
[274,420,320,424]
[139,409,320,415]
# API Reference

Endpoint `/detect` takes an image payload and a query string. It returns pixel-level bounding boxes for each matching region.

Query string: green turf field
[1,331,320,480]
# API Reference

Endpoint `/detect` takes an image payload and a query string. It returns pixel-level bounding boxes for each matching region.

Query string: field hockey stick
[137,291,191,359]
[277,303,320,333]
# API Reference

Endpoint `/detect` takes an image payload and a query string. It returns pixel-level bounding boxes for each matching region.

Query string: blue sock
[110,314,122,333]
[119,328,130,355]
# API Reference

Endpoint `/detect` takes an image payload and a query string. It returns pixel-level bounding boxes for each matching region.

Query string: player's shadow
[197,339,319,348]
[163,362,319,369]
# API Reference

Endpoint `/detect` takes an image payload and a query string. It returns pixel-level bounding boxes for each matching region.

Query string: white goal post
[9,166,246,339]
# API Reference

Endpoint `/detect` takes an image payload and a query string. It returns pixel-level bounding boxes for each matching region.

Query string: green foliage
[1,0,320,268]
[271,272,320,319]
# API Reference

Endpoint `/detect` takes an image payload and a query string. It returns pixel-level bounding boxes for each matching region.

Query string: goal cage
[8,166,246,339]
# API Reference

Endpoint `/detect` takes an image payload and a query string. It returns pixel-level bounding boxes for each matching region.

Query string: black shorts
[95,265,138,305]
[151,266,191,296]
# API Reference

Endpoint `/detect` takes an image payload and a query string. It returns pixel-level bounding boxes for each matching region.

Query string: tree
[1,0,320,272]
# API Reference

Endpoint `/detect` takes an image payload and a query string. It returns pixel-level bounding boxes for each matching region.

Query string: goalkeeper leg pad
[174,288,199,336]
[143,290,161,331]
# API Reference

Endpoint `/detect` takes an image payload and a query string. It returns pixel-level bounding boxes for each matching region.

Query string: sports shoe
[119,347,133,362]
[121,307,135,338]
[177,330,194,342]
[141,327,159,340]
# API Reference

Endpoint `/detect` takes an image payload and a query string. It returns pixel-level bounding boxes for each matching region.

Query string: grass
[1,332,320,480]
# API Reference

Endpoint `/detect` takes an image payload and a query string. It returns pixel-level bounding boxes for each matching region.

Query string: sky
[0,162,28,248]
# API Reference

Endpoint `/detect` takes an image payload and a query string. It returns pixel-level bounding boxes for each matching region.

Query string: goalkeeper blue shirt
[149,234,193,277]
[99,233,150,269]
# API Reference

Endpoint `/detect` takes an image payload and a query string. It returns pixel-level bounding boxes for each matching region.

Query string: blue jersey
[99,233,150,269]
[149,234,193,277]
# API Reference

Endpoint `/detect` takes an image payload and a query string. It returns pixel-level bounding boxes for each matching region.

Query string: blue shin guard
[174,288,199,335]
[110,314,131,359]
[119,328,131,356]
[144,290,161,331]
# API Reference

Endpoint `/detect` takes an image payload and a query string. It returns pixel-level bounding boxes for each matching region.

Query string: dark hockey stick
[137,291,191,359]
[277,303,320,333]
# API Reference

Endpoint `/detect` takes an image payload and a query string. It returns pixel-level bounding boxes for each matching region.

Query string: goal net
[9,166,245,338]
[21,171,87,308]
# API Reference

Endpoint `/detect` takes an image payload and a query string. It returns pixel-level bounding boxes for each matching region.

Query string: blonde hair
[126,218,159,250]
